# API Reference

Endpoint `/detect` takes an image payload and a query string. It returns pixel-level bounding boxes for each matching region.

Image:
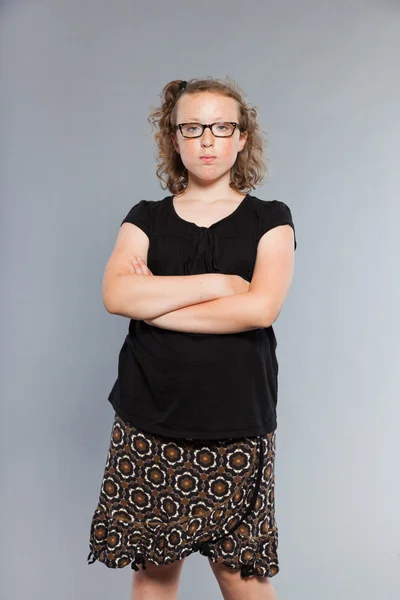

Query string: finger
[132,258,144,274]
[138,257,154,275]
[137,256,151,275]
[129,262,139,274]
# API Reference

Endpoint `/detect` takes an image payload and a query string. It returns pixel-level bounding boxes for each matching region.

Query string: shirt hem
[111,403,277,440]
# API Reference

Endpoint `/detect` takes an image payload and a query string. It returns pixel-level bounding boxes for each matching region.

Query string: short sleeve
[259,200,297,250]
[120,200,150,236]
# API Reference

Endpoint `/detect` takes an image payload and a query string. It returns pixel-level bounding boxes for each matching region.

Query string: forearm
[144,291,268,334]
[105,273,227,320]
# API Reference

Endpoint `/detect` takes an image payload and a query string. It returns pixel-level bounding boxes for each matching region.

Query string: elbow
[258,314,275,329]
[263,307,282,328]
[103,298,118,315]
[102,286,133,316]
[256,299,281,329]
[102,293,147,320]
[262,314,278,328]
[102,281,122,314]
[102,293,120,315]
[102,277,119,314]
[103,294,136,317]
[102,274,138,317]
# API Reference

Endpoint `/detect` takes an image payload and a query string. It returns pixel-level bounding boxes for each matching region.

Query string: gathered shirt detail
[183,226,221,275]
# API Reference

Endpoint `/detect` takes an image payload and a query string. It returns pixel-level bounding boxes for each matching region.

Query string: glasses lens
[211,122,234,136]
[181,123,203,137]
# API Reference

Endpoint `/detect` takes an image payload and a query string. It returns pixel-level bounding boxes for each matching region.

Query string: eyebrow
[185,117,228,122]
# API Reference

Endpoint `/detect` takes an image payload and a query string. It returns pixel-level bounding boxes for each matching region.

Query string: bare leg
[209,559,278,600]
[131,557,185,600]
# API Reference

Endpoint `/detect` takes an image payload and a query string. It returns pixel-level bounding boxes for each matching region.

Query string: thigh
[134,556,185,580]
[131,558,186,600]
[208,559,277,600]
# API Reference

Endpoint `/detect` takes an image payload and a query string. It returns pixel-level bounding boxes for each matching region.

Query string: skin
[130,93,279,599]
[170,91,248,202]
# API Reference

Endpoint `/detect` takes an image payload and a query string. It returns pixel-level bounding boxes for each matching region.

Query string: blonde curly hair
[147,77,268,196]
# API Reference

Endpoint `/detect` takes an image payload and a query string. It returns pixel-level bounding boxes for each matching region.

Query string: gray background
[1,1,399,599]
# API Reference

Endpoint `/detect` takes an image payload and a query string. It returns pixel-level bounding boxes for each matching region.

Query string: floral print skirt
[87,412,279,579]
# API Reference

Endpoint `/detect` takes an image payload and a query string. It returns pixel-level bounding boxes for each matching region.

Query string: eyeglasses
[174,122,240,138]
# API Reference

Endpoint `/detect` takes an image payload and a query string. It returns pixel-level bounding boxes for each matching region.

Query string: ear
[170,132,180,154]
[238,130,248,152]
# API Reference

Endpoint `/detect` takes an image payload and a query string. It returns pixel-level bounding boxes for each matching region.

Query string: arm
[103,221,231,320]
[144,223,296,334]
[107,272,227,320]
[144,291,267,334]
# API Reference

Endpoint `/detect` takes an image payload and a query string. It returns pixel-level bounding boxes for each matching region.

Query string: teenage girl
[88,77,297,600]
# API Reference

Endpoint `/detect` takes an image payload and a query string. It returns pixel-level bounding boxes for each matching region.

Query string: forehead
[177,92,239,121]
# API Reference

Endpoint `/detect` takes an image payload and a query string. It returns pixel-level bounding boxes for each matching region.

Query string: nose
[201,128,214,145]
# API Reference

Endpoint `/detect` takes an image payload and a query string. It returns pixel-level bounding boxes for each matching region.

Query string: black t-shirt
[108,193,297,439]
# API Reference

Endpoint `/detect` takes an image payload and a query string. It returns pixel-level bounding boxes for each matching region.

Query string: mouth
[200,156,216,163]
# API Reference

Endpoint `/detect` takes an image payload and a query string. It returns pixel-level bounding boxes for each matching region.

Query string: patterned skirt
[87,412,279,579]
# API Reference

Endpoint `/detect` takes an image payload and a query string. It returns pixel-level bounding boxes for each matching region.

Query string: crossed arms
[105,224,295,334]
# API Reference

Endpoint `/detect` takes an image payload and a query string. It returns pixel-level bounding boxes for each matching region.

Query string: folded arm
[144,223,296,334]
[103,222,230,320]
[144,291,267,334]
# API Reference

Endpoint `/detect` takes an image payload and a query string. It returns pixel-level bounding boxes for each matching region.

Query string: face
[170,92,248,183]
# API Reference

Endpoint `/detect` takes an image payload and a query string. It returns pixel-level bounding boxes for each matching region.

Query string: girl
[88,77,297,600]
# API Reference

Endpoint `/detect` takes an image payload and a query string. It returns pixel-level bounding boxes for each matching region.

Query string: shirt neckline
[169,193,250,230]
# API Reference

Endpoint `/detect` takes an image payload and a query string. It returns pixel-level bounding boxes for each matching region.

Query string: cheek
[217,140,238,160]
[217,144,237,165]
[223,145,238,161]
[178,143,198,162]
[185,145,200,160]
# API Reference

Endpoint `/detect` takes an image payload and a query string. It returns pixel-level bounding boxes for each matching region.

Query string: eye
[187,125,200,132]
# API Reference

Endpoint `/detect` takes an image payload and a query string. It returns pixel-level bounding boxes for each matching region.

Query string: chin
[190,167,219,179]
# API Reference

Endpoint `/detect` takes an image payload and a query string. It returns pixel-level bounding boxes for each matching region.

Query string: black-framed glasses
[174,122,240,138]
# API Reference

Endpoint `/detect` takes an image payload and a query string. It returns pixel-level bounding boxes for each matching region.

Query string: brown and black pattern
[87,413,279,579]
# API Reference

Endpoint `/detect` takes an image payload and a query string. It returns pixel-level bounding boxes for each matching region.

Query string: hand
[130,256,154,276]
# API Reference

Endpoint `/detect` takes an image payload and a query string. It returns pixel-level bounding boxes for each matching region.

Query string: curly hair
[147,77,268,196]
